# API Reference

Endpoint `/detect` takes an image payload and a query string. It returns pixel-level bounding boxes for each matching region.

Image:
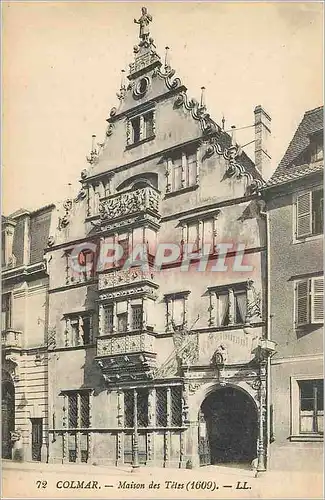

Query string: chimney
[254,105,271,179]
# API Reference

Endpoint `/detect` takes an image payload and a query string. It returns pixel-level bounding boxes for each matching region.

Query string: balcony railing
[97,332,155,357]
[99,186,160,221]
[2,329,23,349]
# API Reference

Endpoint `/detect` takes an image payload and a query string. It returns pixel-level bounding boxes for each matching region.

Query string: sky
[2,1,323,215]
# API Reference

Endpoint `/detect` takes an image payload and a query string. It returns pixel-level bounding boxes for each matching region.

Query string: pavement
[2,459,323,499]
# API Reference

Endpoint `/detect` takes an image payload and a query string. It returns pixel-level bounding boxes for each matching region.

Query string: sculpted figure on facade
[134,7,153,43]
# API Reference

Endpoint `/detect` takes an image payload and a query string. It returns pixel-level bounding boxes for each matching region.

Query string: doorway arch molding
[187,380,258,421]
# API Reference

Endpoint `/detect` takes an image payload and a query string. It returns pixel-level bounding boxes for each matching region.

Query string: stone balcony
[96,331,157,383]
[1,329,23,350]
[99,186,160,223]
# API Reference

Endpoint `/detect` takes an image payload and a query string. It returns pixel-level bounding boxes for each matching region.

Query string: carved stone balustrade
[2,329,23,350]
[98,267,156,291]
[96,332,157,384]
[99,186,160,222]
[97,332,155,356]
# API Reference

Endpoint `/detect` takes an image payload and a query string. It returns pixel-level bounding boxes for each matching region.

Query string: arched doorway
[2,376,15,459]
[198,386,257,467]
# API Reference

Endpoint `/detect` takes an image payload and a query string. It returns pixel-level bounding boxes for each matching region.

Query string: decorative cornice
[173,91,218,136]
[203,136,264,193]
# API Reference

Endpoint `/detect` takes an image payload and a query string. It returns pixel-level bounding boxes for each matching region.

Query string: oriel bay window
[99,298,144,335]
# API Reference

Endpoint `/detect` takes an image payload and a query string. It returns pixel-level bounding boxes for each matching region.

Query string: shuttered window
[296,189,323,239]
[311,277,324,323]
[295,276,324,326]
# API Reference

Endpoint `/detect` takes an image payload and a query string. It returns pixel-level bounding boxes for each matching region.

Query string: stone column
[117,390,124,466]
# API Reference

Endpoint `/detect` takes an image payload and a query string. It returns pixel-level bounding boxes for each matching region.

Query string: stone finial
[200,86,206,110]
[164,46,171,71]
[134,7,152,44]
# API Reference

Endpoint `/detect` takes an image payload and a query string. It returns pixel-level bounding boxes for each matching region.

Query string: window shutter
[296,192,312,238]
[311,277,324,323]
[296,280,309,326]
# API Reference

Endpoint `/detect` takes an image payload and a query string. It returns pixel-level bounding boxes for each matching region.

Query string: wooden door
[31,418,43,461]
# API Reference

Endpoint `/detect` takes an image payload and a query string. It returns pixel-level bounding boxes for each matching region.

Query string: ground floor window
[290,376,324,440]
[299,379,323,434]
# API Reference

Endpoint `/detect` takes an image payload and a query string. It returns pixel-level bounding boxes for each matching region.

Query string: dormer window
[309,131,323,163]
[127,109,155,147]
[311,140,323,162]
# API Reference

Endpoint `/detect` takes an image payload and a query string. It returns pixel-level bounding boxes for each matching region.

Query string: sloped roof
[267,105,323,186]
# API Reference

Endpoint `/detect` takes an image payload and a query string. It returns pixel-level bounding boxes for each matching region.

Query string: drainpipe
[265,206,274,468]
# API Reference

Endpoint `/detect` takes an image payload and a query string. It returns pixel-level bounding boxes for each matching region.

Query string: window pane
[71,320,79,345]
[234,291,247,324]
[203,220,213,251]
[188,223,199,251]
[171,386,182,426]
[173,162,182,191]
[301,398,314,411]
[117,313,127,332]
[218,293,229,326]
[144,112,154,138]
[316,380,324,410]
[172,299,184,327]
[68,395,78,428]
[187,153,197,186]
[132,117,140,143]
[124,390,134,427]
[299,380,315,399]
[132,306,143,330]
[317,414,324,433]
[80,393,90,428]
[137,389,148,427]
[82,316,92,345]
[156,388,167,427]
[68,433,77,462]
[103,305,114,333]
[300,416,314,433]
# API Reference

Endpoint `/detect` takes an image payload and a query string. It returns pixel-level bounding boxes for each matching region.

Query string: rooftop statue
[134,7,152,43]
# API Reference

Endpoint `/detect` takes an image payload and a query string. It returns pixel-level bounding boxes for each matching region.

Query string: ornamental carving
[99,186,159,221]
[173,91,216,134]
[204,137,264,192]
[100,285,157,301]
[211,344,228,368]
[97,333,155,357]
[99,268,155,290]
[152,66,182,91]
[58,198,73,230]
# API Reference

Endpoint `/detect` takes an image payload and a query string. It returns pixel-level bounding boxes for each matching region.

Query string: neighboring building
[1,205,55,462]
[44,11,275,470]
[264,106,324,472]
